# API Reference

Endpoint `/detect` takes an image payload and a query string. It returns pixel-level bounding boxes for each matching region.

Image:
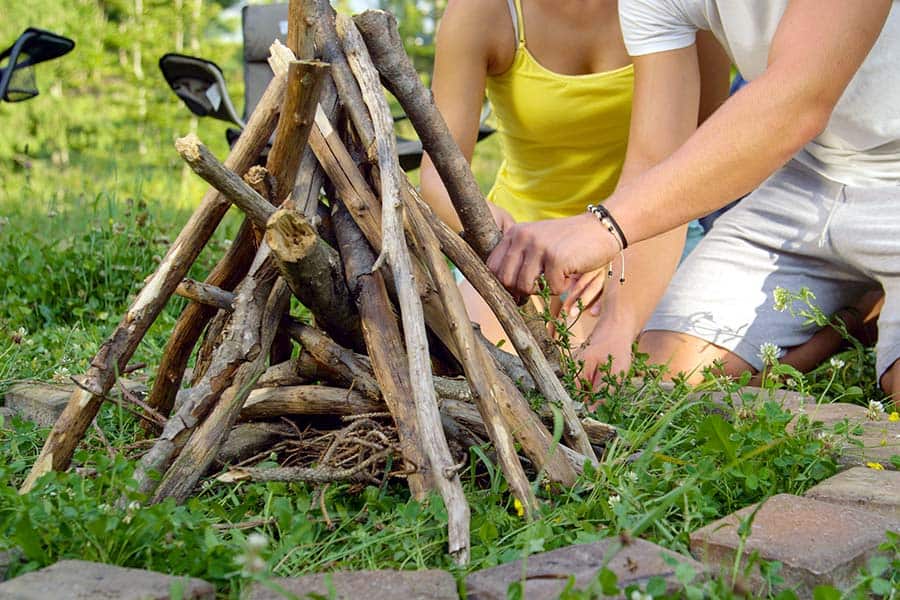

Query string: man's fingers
[564,271,606,315]
[486,234,512,274]
[514,249,544,297]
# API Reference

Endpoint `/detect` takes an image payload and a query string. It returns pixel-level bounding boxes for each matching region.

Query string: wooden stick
[175,279,235,311]
[146,49,337,429]
[241,384,382,420]
[268,60,330,204]
[353,10,497,258]
[266,209,363,350]
[21,54,288,492]
[152,275,290,504]
[332,202,431,498]
[309,110,579,482]
[352,10,559,366]
[340,16,469,562]
[407,184,602,460]
[131,248,280,498]
[404,192,539,515]
[287,0,316,60]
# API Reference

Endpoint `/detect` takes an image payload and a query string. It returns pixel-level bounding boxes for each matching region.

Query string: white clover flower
[624,471,639,484]
[608,494,621,509]
[829,357,845,369]
[786,378,797,389]
[247,533,268,552]
[866,400,885,421]
[758,342,783,366]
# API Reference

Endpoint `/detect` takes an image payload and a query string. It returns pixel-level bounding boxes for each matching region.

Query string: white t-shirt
[619,0,900,187]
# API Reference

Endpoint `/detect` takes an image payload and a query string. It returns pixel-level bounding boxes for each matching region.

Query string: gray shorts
[645,160,900,379]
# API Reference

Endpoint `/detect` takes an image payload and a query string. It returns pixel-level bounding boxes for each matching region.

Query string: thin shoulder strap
[507,0,526,46]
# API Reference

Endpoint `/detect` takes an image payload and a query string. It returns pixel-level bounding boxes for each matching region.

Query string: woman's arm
[420,0,514,232]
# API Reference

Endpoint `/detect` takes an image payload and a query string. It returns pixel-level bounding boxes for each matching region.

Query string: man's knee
[638,330,754,382]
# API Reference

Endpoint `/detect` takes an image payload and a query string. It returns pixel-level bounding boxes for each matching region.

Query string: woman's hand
[575,320,637,390]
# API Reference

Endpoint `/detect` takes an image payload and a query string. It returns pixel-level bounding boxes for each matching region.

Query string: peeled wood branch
[353,10,497,259]
[407,185,604,460]
[339,16,469,563]
[405,195,538,514]
[22,55,288,492]
[352,9,559,367]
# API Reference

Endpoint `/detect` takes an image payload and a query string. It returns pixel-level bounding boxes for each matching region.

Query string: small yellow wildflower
[866,462,885,471]
[889,412,899,422]
[513,498,525,518]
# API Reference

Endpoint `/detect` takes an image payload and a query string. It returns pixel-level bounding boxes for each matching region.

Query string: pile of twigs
[21,0,615,563]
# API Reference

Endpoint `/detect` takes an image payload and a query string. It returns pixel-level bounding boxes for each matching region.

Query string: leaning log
[353,9,560,367]
[340,20,470,563]
[266,208,363,350]
[333,203,431,498]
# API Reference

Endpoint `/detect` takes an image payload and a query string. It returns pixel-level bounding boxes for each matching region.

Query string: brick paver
[248,569,457,600]
[690,494,897,597]
[805,467,900,522]
[466,538,705,599]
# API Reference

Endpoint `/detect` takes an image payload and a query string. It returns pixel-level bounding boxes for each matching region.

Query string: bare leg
[638,330,755,384]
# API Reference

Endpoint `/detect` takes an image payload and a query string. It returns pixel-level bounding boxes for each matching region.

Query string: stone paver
[0,559,214,599]
[3,379,146,427]
[0,549,21,582]
[248,569,457,600]
[805,467,900,520]
[465,538,705,599]
[836,418,900,470]
[690,494,898,597]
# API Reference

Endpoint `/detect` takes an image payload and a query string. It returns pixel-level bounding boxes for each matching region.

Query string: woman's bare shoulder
[440,0,516,73]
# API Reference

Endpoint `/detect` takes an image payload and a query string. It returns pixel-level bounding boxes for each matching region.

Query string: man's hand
[487,202,515,234]
[562,267,608,325]
[486,213,619,297]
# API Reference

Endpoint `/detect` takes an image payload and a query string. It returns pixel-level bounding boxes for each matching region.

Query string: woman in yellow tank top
[420,0,633,345]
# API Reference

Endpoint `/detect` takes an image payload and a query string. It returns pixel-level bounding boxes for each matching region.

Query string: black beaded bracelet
[586,203,628,250]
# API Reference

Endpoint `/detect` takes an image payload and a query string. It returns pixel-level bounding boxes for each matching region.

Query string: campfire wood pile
[20,0,616,563]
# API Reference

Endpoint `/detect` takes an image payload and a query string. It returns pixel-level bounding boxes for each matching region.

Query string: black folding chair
[0,28,75,103]
[159,4,493,171]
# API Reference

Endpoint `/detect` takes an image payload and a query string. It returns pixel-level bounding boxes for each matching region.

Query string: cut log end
[265,209,319,262]
[174,133,202,162]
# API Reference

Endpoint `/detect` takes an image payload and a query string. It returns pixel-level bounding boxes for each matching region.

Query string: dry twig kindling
[25,1,617,564]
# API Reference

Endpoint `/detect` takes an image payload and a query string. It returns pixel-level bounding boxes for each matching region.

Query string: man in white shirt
[486,1,900,394]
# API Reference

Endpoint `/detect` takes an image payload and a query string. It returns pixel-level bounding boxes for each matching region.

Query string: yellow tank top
[485,0,633,222]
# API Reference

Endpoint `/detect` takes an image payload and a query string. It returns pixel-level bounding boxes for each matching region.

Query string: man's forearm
[605,69,824,245]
